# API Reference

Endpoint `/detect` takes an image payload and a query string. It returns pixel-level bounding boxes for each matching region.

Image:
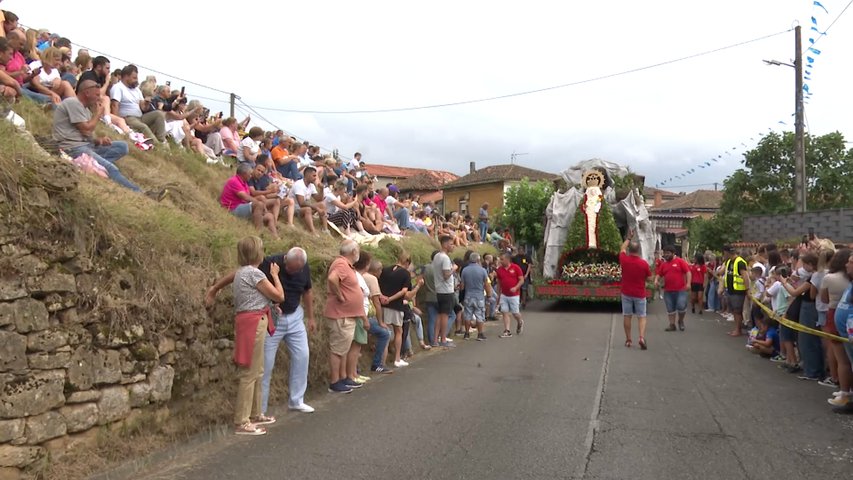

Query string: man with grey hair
[460,252,492,341]
[619,230,652,349]
[205,246,317,416]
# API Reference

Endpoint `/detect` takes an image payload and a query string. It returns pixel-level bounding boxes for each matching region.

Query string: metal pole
[794,25,806,213]
[229,93,236,119]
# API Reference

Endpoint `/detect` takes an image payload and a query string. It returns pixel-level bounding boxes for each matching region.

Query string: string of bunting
[657,0,835,188]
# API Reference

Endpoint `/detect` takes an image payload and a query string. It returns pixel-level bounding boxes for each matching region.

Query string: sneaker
[769,354,787,363]
[828,395,851,407]
[477,333,486,341]
[819,378,840,388]
[463,332,470,340]
[251,415,276,426]
[144,188,169,202]
[288,403,315,413]
[664,324,677,332]
[370,366,394,374]
[454,330,464,337]
[516,321,524,335]
[678,319,685,331]
[797,375,820,381]
[356,375,371,383]
[500,330,513,338]
[785,364,803,374]
[438,341,456,348]
[429,343,440,348]
[328,381,353,394]
[394,360,409,368]
[343,378,363,389]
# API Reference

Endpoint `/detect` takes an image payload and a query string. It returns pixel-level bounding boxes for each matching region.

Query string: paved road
[132,301,853,480]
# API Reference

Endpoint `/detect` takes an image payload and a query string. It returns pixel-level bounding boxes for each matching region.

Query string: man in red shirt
[619,231,651,349]
[495,253,525,338]
[654,245,692,332]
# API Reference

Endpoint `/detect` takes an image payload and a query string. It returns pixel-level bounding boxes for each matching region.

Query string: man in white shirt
[109,64,166,144]
[289,166,328,234]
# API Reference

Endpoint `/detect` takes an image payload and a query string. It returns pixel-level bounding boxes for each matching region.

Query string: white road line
[576,312,615,479]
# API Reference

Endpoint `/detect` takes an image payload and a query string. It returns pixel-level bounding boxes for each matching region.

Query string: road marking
[576,313,615,479]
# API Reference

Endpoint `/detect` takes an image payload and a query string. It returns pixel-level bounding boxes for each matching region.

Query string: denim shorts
[499,295,520,314]
[621,295,647,317]
[463,297,486,323]
[663,291,688,314]
[230,203,253,219]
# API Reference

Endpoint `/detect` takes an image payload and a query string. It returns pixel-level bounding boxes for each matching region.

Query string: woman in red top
[689,253,707,315]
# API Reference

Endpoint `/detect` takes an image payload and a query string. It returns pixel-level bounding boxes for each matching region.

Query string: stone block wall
[0,243,236,477]
[741,208,853,244]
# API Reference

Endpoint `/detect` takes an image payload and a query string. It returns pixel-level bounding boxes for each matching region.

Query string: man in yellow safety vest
[722,245,750,337]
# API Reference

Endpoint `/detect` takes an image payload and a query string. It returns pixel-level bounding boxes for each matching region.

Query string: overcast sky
[7,0,852,191]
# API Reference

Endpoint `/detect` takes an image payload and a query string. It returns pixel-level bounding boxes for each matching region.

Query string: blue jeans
[66,142,139,192]
[479,221,488,242]
[797,301,824,379]
[425,302,438,345]
[21,85,52,105]
[707,279,720,311]
[261,306,310,413]
[368,317,391,368]
[61,72,78,89]
[394,207,410,229]
[404,312,424,352]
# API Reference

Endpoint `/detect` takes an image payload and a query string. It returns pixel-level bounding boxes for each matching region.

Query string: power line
[240,28,793,115]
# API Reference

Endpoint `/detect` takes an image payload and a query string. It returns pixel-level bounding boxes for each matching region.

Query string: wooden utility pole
[230,93,237,119]
[794,25,806,213]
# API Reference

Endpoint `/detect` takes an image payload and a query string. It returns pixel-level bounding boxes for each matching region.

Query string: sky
[6,0,852,191]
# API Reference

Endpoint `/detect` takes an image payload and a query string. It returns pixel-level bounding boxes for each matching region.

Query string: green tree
[720,131,853,216]
[498,179,554,250]
[690,131,853,251]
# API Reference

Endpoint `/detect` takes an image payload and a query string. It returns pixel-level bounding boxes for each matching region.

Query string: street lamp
[762,25,806,213]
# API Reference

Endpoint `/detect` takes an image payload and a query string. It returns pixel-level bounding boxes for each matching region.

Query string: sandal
[625,339,632,348]
[251,414,276,426]
[235,422,266,436]
[639,337,647,350]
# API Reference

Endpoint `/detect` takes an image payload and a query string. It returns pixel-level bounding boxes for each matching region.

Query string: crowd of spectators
[677,239,853,413]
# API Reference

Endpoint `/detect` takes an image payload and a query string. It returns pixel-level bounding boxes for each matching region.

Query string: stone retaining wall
[0,240,235,478]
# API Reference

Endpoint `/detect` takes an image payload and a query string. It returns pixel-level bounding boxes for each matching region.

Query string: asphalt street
[130,300,853,480]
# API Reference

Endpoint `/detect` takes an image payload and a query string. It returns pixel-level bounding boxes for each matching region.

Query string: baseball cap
[389,185,400,193]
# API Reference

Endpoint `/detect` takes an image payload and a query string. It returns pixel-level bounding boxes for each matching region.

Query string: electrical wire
[239,29,793,115]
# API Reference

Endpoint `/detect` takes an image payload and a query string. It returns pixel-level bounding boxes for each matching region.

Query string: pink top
[373,196,387,215]
[5,52,26,85]
[323,256,365,319]
[220,126,240,152]
[220,175,249,210]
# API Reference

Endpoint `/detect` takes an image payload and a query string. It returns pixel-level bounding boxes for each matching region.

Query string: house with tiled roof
[363,164,458,211]
[643,186,680,209]
[649,189,724,253]
[441,163,557,217]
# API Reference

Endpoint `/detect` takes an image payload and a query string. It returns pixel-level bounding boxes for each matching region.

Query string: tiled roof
[397,171,459,191]
[364,164,423,179]
[418,191,443,204]
[442,164,556,189]
[644,186,679,198]
[651,190,724,212]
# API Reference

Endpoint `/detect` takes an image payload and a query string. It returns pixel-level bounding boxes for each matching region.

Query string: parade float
[536,159,656,302]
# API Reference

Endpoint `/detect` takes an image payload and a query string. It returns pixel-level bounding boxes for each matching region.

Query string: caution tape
[751,297,850,343]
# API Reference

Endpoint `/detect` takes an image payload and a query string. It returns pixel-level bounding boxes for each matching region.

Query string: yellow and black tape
[752,298,850,343]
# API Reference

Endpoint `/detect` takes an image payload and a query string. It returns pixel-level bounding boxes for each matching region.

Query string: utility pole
[793,25,806,213]
[229,93,237,119]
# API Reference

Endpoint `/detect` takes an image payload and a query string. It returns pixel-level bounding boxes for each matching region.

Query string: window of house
[459,199,469,216]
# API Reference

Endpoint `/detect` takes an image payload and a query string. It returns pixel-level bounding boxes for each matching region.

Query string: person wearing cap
[721,245,750,337]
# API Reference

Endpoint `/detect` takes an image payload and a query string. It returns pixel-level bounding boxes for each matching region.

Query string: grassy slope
[1,101,495,479]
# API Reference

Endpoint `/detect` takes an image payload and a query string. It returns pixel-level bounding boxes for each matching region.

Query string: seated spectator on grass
[220,163,280,239]
[3,29,50,104]
[23,29,40,61]
[219,116,241,157]
[290,166,328,235]
[0,37,21,101]
[271,136,302,180]
[74,55,133,136]
[73,52,91,78]
[57,47,78,88]
[53,79,166,200]
[325,180,367,236]
[238,126,264,164]
[190,106,224,159]
[27,47,75,104]
[1,10,17,37]
[252,155,296,227]
[110,64,166,144]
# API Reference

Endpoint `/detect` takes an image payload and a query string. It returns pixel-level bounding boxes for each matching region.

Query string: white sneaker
[288,403,315,413]
[394,360,409,368]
